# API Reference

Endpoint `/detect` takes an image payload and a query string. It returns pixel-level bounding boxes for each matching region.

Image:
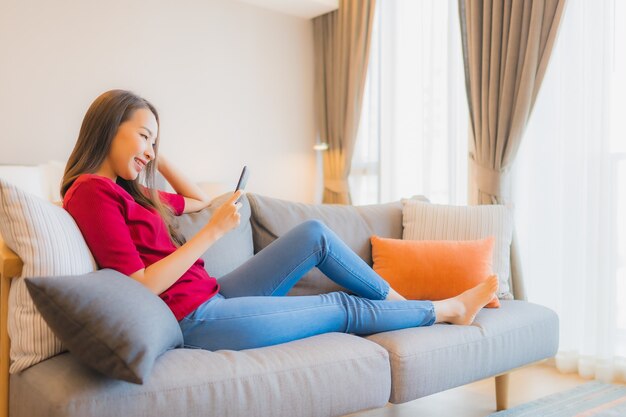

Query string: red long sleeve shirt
[63,173,219,321]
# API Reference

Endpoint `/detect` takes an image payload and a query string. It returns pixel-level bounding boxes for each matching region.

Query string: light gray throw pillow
[24,269,183,384]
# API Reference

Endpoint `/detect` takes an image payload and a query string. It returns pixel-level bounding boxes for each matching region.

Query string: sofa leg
[495,373,510,411]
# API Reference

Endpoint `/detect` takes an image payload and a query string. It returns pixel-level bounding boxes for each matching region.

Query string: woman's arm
[130,190,244,295]
[156,154,211,213]
[129,223,222,294]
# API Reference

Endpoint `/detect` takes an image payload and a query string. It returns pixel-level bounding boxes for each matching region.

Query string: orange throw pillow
[371,235,500,308]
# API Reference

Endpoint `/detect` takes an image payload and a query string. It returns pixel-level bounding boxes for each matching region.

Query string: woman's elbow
[184,197,212,214]
[128,268,161,295]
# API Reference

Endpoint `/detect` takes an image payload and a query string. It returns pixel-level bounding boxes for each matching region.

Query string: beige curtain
[459,0,567,205]
[313,0,376,204]
[459,0,567,300]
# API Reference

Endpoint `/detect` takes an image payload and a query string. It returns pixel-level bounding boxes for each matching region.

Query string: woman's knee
[295,219,329,241]
[288,219,329,249]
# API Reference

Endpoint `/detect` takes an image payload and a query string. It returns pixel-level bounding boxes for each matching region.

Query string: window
[350,0,468,206]
[512,0,626,369]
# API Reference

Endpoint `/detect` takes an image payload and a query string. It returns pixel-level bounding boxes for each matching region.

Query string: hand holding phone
[234,165,249,202]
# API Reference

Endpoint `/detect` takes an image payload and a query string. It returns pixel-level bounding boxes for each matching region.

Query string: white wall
[0,0,318,203]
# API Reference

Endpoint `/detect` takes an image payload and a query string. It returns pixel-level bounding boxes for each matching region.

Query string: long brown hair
[61,89,185,247]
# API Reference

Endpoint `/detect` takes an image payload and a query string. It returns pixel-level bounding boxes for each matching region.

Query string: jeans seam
[269,247,325,296]
[181,301,346,322]
[181,301,434,323]
[271,238,389,300]
[326,246,389,300]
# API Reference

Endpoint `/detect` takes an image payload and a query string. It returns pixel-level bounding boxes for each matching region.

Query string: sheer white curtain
[350,0,468,206]
[513,0,626,383]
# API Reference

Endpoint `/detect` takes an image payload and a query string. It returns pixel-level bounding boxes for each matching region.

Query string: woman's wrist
[199,222,224,244]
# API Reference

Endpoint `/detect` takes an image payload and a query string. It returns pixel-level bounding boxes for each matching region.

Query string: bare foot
[432,275,499,325]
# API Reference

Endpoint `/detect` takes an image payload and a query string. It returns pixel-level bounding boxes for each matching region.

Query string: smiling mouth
[134,158,146,171]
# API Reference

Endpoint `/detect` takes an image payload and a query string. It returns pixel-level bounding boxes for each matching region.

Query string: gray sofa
[6,192,559,417]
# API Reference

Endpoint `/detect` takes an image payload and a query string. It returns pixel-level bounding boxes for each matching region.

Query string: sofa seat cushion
[364,300,559,403]
[10,333,391,417]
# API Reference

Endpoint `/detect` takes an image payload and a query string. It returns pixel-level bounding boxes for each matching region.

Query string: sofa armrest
[0,237,22,279]
[0,235,21,417]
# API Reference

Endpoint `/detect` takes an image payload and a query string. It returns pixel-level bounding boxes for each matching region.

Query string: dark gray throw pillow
[24,269,183,384]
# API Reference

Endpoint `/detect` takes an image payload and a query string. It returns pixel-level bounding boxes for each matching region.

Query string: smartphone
[234,165,249,202]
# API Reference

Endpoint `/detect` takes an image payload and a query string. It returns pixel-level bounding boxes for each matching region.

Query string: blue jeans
[178,219,436,351]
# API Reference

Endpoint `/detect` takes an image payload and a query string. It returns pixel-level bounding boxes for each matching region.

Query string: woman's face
[99,108,158,181]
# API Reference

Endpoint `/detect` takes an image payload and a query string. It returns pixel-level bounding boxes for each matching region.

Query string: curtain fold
[459,0,566,301]
[459,0,567,206]
[313,0,377,204]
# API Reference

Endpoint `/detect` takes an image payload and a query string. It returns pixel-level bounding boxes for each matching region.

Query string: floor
[344,362,616,417]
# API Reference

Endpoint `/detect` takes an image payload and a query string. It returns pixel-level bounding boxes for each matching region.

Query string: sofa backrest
[241,193,523,300]
[245,193,411,296]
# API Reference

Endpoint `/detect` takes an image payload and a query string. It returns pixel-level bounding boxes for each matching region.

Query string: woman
[61,89,498,352]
